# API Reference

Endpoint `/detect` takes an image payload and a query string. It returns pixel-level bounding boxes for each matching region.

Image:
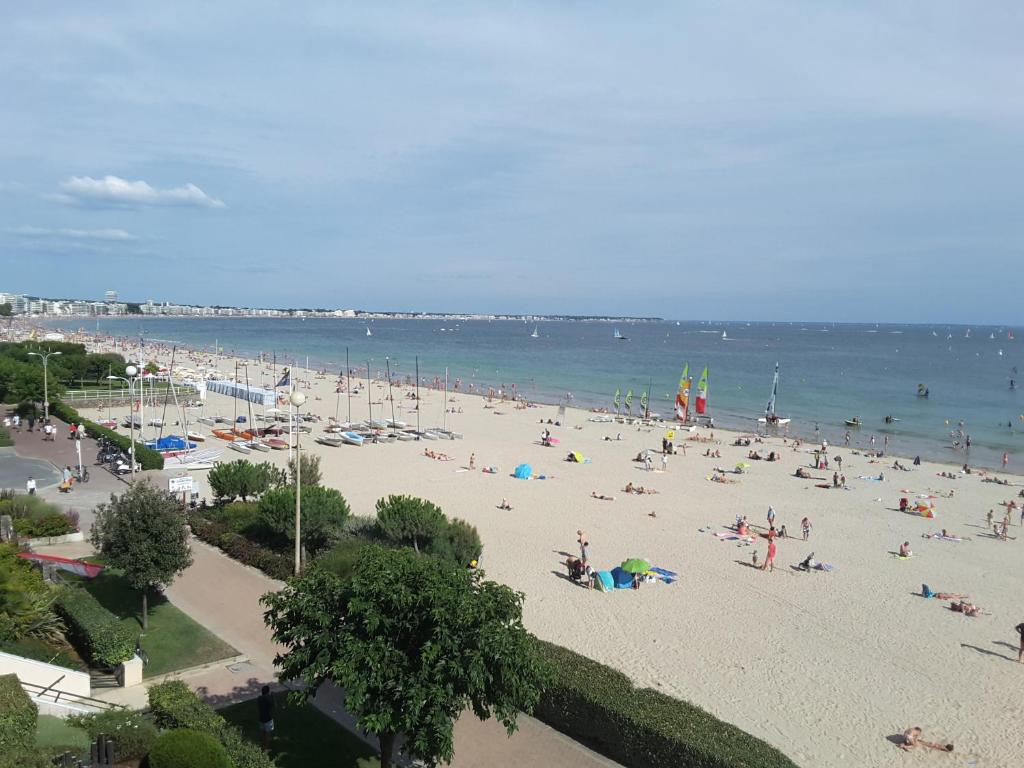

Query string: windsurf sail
[613,388,621,413]
[674,364,690,422]
[624,389,633,414]
[766,363,780,418]
[639,390,648,412]
[695,366,709,415]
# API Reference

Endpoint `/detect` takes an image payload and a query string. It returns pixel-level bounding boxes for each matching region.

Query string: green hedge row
[0,673,37,753]
[54,587,135,668]
[533,641,798,768]
[189,515,293,580]
[49,401,164,471]
[148,681,275,768]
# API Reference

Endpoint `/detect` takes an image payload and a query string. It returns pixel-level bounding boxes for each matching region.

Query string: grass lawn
[65,568,237,677]
[36,714,90,752]
[220,692,380,768]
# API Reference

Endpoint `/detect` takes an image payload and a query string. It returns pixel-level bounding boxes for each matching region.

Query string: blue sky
[2,2,1022,322]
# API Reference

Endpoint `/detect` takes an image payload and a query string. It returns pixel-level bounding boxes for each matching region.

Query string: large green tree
[90,481,193,630]
[207,460,282,502]
[375,495,445,553]
[262,546,548,767]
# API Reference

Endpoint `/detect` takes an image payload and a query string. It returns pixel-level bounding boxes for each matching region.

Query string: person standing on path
[26,476,36,495]
[257,685,274,749]
[761,538,777,572]
[12,414,19,432]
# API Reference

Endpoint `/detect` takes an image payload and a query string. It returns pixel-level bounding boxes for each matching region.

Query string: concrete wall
[0,650,91,698]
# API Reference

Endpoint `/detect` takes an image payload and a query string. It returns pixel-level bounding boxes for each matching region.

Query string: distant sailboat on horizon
[721,331,728,340]
[366,326,372,337]
[530,325,539,339]
[614,327,628,341]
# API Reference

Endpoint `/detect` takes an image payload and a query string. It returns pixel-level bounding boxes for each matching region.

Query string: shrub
[0,673,37,753]
[148,728,230,768]
[53,587,135,668]
[147,682,275,768]
[258,485,350,554]
[0,638,85,671]
[189,513,293,580]
[13,512,74,539]
[49,401,163,470]
[314,536,377,580]
[533,641,798,768]
[208,460,282,502]
[0,426,11,447]
[287,451,322,486]
[67,709,157,760]
[375,494,445,553]
[425,517,482,567]
[210,501,263,534]
[0,747,53,768]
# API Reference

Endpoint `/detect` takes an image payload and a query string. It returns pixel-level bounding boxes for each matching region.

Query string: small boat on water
[757,363,791,426]
[845,417,862,427]
[530,326,539,339]
[613,327,628,341]
[340,431,364,446]
[366,326,372,337]
[883,415,900,425]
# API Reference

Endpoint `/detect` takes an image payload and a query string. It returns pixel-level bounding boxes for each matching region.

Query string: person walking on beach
[644,453,653,472]
[987,509,994,528]
[801,517,811,541]
[661,453,668,472]
[257,685,274,749]
[1004,452,1010,469]
[834,455,842,472]
[469,453,475,470]
[577,529,589,565]
[1016,621,1024,663]
[767,506,776,527]
[761,538,776,572]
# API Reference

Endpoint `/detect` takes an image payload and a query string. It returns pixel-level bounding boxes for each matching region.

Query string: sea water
[45,317,1021,469]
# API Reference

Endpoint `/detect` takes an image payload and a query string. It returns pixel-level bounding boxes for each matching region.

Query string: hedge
[189,515,293,580]
[148,728,230,768]
[54,587,135,668]
[533,641,798,768]
[0,673,37,753]
[148,681,276,768]
[49,400,164,471]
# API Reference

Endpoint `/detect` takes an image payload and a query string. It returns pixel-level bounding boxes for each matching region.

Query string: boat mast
[443,367,448,432]
[346,347,351,424]
[766,362,779,418]
[366,360,372,424]
[244,363,255,444]
[386,357,397,431]
[415,356,421,435]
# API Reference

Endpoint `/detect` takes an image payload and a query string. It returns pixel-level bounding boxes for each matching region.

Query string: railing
[20,679,125,712]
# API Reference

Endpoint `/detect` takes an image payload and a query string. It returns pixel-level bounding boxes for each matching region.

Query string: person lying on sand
[921,584,968,600]
[899,727,953,752]
[795,467,812,478]
[591,491,615,501]
[951,600,982,617]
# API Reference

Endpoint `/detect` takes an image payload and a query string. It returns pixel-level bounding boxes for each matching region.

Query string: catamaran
[614,327,628,341]
[674,364,691,422]
[758,363,791,426]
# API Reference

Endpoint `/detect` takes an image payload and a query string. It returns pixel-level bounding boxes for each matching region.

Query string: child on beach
[801,517,812,541]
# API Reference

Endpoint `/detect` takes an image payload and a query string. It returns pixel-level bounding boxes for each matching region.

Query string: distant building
[104,290,118,303]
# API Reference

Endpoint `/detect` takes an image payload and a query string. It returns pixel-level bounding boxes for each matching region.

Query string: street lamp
[107,365,139,480]
[27,350,61,422]
[289,390,306,575]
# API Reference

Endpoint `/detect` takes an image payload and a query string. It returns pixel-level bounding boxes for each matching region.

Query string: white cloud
[55,175,225,208]
[9,225,137,241]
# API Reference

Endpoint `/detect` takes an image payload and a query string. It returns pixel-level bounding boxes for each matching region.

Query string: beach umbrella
[620,558,650,574]
[735,462,750,470]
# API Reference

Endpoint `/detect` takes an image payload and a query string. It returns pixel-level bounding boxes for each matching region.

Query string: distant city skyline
[2,3,1022,323]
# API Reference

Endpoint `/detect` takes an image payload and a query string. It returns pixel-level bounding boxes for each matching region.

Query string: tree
[375,495,445,553]
[90,481,193,630]
[143,361,160,375]
[425,518,482,567]
[258,485,350,555]
[207,460,282,502]
[287,452,321,487]
[262,546,549,767]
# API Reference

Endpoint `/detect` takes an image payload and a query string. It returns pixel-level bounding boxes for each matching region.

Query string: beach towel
[650,566,678,584]
[813,563,836,572]
[857,475,882,481]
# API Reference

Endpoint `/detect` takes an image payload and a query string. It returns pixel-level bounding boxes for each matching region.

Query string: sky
[2,2,1022,322]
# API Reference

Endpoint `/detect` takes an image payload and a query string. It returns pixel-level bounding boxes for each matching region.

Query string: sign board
[168,476,194,493]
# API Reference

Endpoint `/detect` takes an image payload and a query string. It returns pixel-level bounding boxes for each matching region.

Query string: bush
[533,641,798,768]
[147,682,275,768]
[0,673,37,753]
[49,401,163,470]
[258,485,350,554]
[0,638,85,672]
[13,512,74,539]
[425,517,482,567]
[148,728,230,768]
[67,709,157,760]
[0,747,53,768]
[210,501,263,534]
[375,495,445,553]
[208,460,282,502]
[53,587,135,668]
[188,514,293,580]
[0,426,11,447]
[314,536,377,581]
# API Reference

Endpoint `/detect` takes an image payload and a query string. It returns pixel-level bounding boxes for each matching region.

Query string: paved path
[16,428,618,767]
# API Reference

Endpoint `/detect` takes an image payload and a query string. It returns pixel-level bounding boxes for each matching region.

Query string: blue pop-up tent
[513,464,532,479]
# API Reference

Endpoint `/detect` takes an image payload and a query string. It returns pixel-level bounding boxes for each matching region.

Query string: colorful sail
[674,364,689,421]
[766,363,780,418]
[695,366,709,414]
[624,390,633,413]
[613,388,621,413]
[639,390,648,411]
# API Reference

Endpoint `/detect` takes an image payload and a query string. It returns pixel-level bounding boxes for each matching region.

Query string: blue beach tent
[513,464,532,479]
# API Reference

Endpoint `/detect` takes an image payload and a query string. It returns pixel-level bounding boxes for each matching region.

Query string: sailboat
[674,364,691,423]
[614,327,628,341]
[695,366,709,415]
[757,363,791,426]
[721,331,728,340]
[366,326,372,337]
[530,325,539,339]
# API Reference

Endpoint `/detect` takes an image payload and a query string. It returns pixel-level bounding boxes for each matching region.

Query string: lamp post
[289,390,306,575]
[27,350,61,422]
[108,365,139,480]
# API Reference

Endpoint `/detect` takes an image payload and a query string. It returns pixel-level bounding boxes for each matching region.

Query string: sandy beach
[71,336,1024,767]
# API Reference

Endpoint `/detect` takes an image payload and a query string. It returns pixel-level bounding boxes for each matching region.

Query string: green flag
[624,390,633,409]
[640,390,648,409]
[613,389,621,410]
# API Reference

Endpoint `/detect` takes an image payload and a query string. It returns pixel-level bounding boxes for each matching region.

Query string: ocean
[42,316,1022,469]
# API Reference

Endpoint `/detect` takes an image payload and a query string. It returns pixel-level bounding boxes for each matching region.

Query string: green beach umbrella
[735,462,751,470]
[620,558,651,574]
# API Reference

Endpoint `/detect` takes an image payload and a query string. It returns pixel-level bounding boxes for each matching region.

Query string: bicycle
[75,467,90,483]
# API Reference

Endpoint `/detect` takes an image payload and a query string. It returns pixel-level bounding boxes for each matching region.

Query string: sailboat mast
[767,363,779,417]
[244,363,255,444]
[443,367,448,431]
[386,357,397,431]
[346,347,351,424]
[366,360,372,424]
[415,356,421,434]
